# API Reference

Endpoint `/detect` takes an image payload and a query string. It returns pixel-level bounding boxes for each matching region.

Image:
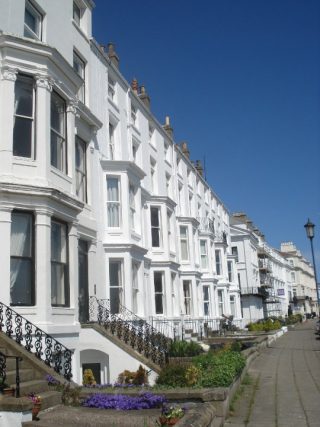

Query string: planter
[3,387,15,396]
[32,403,41,420]
[158,416,180,426]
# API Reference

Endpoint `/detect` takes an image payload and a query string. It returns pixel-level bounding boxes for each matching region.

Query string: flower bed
[81,392,166,410]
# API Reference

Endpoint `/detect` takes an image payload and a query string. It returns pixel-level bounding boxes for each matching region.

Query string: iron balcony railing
[89,296,171,366]
[241,286,269,298]
[197,217,215,234]
[0,302,73,380]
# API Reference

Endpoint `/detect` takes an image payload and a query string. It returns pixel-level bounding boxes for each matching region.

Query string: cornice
[100,160,146,180]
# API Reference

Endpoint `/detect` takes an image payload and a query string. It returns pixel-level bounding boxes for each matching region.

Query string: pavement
[225,319,320,427]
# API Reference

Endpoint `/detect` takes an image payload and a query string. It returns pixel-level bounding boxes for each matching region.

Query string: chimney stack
[139,85,151,109]
[163,116,173,139]
[131,78,138,95]
[180,141,190,159]
[195,160,203,176]
[107,42,119,68]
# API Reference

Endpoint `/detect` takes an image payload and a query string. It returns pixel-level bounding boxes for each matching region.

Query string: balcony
[258,259,272,272]
[241,286,268,298]
[197,217,215,234]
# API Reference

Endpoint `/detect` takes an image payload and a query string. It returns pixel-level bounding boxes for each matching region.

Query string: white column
[35,75,53,182]
[0,208,12,305]
[88,240,97,298]
[69,222,79,311]
[0,66,17,174]
[35,210,52,323]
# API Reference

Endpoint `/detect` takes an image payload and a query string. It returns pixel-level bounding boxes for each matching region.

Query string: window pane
[107,203,120,227]
[51,263,66,305]
[181,240,188,260]
[50,132,64,170]
[151,207,159,226]
[180,226,187,238]
[11,213,32,257]
[155,294,163,314]
[110,287,120,314]
[25,8,37,33]
[107,178,119,201]
[13,118,32,157]
[10,258,32,305]
[51,93,65,136]
[51,222,66,262]
[15,77,33,117]
[203,286,209,301]
[109,262,121,286]
[73,1,81,25]
[154,273,162,293]
[151,227,160,247]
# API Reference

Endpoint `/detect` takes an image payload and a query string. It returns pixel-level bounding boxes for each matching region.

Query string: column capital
[0,66,18,82]
[67,99,79,115]
[35,75,54,92]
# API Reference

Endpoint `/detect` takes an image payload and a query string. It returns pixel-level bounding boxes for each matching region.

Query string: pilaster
[0,208,12,305]
[67,100,78,193]
[69,222,79,311]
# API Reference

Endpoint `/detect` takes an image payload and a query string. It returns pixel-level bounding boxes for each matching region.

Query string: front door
[78,240,89,323]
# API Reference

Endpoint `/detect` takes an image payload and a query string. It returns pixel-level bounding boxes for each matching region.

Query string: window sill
[108,98,120,113]
[72,20,90,43]
[50,167,72,183]
[13,157,37,167]
[151,248,165,254]
[131,230,142,241]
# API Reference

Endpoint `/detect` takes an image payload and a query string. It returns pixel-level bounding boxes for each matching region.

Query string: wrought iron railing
[0,302,72,380]
[197,217,215,234]
[0,351,22,397]
[89,296,171,366]
[151,317,221,340]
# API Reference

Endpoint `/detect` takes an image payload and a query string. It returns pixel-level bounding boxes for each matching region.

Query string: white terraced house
[0,0,242,386]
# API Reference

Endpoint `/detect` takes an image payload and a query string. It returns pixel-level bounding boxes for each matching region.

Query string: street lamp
[304,219,320,315]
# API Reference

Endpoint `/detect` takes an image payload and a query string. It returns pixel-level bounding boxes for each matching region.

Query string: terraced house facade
[0,0,243,384]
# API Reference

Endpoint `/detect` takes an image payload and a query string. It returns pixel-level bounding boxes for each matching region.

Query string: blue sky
[93,0,320,270]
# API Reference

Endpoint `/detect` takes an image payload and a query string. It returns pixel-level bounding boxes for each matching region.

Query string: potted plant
[0,377,14,396]
[28,393,41,420]
[158,405,185,426]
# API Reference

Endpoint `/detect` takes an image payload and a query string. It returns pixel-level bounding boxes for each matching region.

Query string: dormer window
[24,1,42,40]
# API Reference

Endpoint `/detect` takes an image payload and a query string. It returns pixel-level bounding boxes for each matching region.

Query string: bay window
[230,295,236,317]
[215,250,221,275]
[51,91,67,172]
[218,290,224,316]
[132,262,139,314]
[13,75,35,158]
[51,220,69,307]
[129,184,136,230]
[10,212,34,306]
[228,261,233,282]
[107,177,120,227]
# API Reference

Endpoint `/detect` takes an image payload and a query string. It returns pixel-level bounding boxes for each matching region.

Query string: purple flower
[81,392,166,410]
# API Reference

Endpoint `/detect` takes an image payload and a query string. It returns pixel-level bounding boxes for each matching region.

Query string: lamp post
[304,219,320,315]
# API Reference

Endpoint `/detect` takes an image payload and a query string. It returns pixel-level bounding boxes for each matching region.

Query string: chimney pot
[180,141,190,159]
[138,84,151,109]
[131,78,138,94]
[163,116,173,139]
[107,42,120,68]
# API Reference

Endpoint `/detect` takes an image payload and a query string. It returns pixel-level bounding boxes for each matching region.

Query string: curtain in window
[107,179,120,227]
[10,213,33,305]
[13,76,33,157]
[51,222,67,306]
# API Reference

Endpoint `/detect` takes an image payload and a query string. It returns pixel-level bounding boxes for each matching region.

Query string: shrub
[156,364,189,387]
[185,365,200,386]
[117,365,148,386]
[193,350,246,388]
[247,318,282,332]
[169,340,203,357]
[83,369,96,386]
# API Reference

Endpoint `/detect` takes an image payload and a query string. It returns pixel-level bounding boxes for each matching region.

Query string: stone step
[14,379,50,396]
[6,368,35,384]
[0,354,33,371]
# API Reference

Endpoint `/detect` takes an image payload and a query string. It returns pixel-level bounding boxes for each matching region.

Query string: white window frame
[151,206,161,248]
[230,295,236,317]
[51,219,69,307]
[180,226,189,261]
[109,259,123,314]
[129,184,136,230]
[154,271,164,315]
[75,136,87,202]
[215,250,222,275]
[227,261,233,282]
[73,51,86,103]
[218,290,224,316]
[203,285,210,316]
[183,280,192,315]
[167,210,173,251]
[132,261,139,313]
[13,74,36,159]
[50,91,67,173]
[106,177,121,228]
[24,0,42,40]
[73,1,81,26]
[108,77,116,101]
[200,240,208,269]
[109,122,115,160]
